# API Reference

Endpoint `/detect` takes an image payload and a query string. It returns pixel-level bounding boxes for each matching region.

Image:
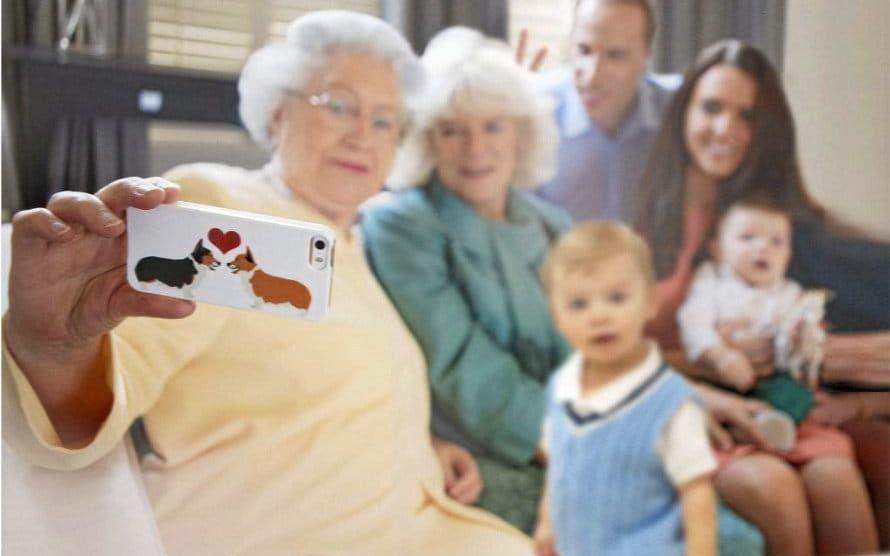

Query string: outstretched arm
[4,171,232,469]
[822,331,890,385]
[532,480,556,556]
[4,178,190,448]
[679,476,716,556]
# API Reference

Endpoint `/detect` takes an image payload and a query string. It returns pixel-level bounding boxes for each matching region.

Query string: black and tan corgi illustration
[135,239,220,297]
[227,247,311,311]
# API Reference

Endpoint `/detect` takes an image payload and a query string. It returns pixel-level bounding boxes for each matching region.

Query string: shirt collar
[560,78,593,139]
[554,341,662,416]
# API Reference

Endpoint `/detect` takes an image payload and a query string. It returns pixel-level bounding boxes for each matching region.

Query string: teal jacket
[362,179,572,465]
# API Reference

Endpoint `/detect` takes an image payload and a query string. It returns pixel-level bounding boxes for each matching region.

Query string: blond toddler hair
[541,221,656,292]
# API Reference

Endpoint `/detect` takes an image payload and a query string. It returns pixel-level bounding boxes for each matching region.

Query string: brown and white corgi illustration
[227,247,312,311]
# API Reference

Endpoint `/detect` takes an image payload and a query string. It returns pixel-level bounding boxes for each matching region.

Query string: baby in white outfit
[678,200,816,426]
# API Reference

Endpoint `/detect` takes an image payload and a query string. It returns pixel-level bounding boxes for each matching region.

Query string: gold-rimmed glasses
[282,86,400,137]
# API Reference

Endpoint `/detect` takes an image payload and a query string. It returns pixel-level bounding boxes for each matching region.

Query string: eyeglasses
[282,87,400,137]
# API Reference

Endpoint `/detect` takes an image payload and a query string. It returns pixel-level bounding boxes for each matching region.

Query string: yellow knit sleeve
[163,163,243,208]
[2,165,239,470]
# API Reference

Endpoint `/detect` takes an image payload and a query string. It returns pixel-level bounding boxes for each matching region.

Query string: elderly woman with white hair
[2,12,533,555]
[362,27,571,533]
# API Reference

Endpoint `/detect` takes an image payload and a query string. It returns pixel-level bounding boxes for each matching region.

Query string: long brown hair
[636,39,823,278]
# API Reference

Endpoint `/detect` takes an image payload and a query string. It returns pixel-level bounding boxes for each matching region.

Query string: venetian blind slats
[508,0,574,70]
[147,0,379,73]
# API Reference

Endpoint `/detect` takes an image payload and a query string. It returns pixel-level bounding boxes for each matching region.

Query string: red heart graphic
[208,228,241,254]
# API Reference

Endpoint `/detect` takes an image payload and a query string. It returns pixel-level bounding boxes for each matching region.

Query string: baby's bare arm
[532,480,556,556]
[679,475,716,556]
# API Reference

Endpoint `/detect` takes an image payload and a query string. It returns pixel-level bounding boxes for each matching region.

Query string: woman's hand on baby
[5,178,193,372]
[432,439,483,505]
[699,385,772,450]
[809,391,860,426]
[717,320,774,377]
[708,346,757,392]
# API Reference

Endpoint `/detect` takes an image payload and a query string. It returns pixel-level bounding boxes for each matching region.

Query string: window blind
[508,0,575,71]
[148,0,380,74]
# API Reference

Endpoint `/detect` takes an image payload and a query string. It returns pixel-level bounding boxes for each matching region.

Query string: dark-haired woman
[636,39,886,555]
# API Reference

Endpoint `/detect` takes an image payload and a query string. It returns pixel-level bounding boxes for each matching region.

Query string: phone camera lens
[314,239,326,250]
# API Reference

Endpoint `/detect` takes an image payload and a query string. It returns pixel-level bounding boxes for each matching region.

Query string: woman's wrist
[853,393,875,420]
[856,397,872,420]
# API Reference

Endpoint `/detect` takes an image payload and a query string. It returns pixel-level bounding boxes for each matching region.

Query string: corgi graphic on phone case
[228,247,311,311]
[135,239,220,297]
[127,202,334,320]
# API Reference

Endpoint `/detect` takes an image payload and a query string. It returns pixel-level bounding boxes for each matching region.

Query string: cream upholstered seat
[2,223,166,556]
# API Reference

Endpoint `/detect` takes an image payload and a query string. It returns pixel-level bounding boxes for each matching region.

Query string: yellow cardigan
[2,163,531,555]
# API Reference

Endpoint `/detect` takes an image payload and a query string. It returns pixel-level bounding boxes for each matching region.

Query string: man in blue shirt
[537,0,679,222]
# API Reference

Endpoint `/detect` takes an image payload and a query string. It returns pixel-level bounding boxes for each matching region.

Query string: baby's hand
[711,347,757,392]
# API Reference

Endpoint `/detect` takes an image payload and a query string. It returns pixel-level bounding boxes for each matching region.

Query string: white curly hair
[238,10,425,151]
[387,26,557,190]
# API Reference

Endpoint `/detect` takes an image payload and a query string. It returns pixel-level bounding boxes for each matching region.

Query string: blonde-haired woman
[362,27,569,533]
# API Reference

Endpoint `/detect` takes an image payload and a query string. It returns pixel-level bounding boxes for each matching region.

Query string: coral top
[648,203,714,350]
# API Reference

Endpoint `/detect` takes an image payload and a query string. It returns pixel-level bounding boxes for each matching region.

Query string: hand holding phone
[4,178,189,413]
[126,201,335,320]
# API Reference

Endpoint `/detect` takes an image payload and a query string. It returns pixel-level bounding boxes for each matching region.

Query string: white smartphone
[126,201,335,321]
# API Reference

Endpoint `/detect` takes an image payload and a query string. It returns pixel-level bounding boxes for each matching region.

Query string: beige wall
[784,0,890,240]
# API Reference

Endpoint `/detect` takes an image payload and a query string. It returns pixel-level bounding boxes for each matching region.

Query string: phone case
[126,201,335,321]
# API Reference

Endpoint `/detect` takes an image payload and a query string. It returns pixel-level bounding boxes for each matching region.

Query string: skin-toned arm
[532,480,556,556]
[664,349,772,449]
[822,331,890,385]
[700,344,757,393]
[693,382,771,450]
[810,391,890,426]
[4,178,193,447]
[679,475,716,556]
[667,317,773,391]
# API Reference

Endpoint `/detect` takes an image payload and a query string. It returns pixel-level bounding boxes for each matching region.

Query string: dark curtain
[2,100,21,220]
[8,0,145,58]
[381,0,508,54]
[651,0,786,73]
[4,0,148,209]
[380,0,785,74]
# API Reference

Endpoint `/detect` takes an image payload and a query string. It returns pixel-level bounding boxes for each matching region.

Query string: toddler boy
[535,222,716,556]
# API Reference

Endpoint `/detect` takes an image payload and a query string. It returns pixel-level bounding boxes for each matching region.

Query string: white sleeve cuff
[658,401,717,487]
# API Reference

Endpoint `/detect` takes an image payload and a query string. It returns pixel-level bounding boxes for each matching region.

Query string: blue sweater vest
[547,364,696,556]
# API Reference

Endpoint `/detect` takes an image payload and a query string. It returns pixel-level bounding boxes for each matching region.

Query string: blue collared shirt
[536,68,680,223]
